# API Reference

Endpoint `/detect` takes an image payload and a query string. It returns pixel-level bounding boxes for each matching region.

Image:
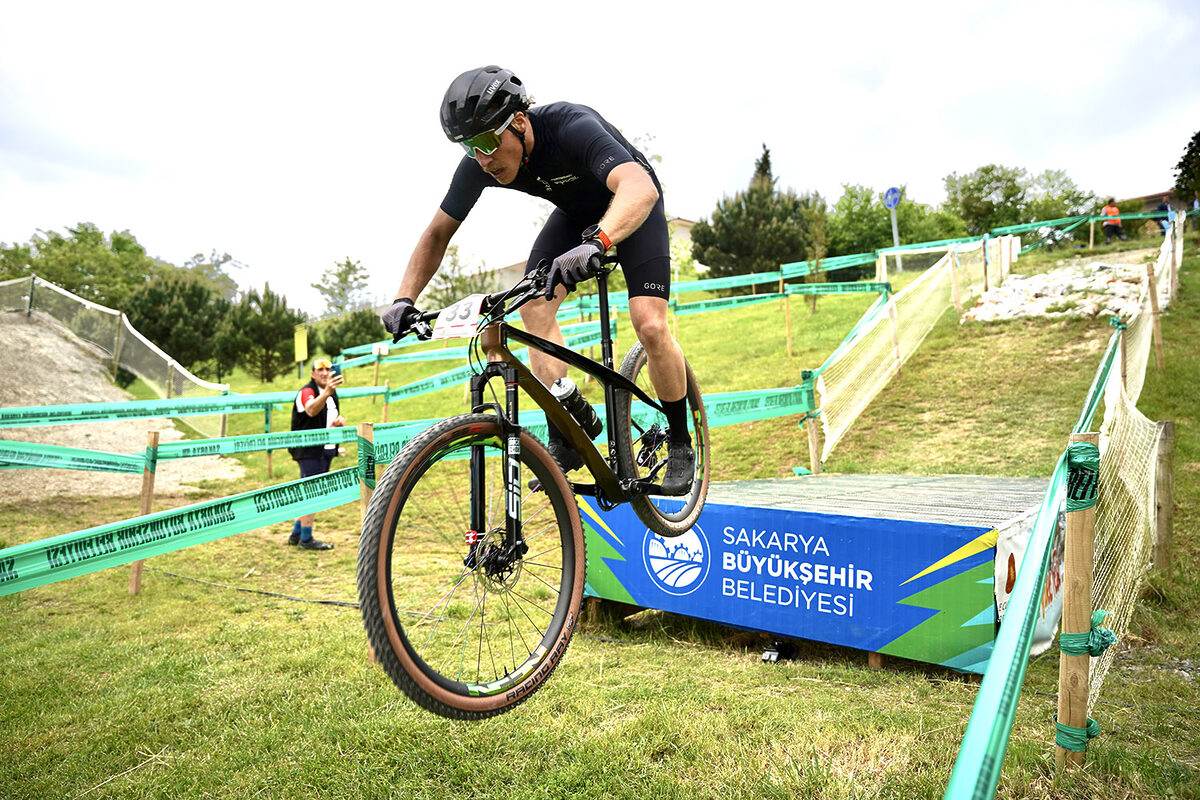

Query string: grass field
[1,235,1197,799]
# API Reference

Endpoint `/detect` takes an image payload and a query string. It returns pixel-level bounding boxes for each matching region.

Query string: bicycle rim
[359,415,585,719]
[616,343,710,536]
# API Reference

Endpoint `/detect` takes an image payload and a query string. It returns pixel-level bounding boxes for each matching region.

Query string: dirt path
[0,312,245,503]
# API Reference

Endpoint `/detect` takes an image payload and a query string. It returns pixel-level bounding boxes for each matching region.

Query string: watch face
[582,224,601,239]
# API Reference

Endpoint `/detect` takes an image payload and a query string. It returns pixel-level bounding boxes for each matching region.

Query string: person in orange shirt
[1101,198,1126,244]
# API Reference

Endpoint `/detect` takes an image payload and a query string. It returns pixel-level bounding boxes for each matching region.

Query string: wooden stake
[372,355,382,404]
[1146,262,1165,371]
[1154,421,1175,576]
[1055,431,1099,769]
[875,253,886,283]
[129,431,160,595]
[784,293,793,358]
[950,249,963,317]
[1088,220,1095,249]
[358,422,375,521]
[806,385,823,476]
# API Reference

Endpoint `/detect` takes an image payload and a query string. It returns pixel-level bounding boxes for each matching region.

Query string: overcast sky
[2,1,1197,314]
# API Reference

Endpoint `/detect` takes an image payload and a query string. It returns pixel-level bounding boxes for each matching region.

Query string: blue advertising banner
[581,498,998,672]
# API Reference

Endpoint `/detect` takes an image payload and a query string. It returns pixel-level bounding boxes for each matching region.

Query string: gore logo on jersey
[550,174,579,186]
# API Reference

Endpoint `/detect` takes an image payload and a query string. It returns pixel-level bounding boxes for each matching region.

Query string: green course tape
[0,440,143,473]
[781,252,877,278]
[944,453,1068,799]
[0,386,386,430]
[1059,610,1117,657]
[0,467,361,597]
[990,215,1089,236]
[1055,717,1100,752]
[674,293,782,316]
[786,281,890,296]
[1065,442,1100,512]
[1075,331,1120,433]
[357,434,376,490]
[672,271,783,293]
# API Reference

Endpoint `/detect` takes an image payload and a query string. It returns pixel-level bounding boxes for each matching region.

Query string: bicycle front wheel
[357,414,585,719]
[614,342,710,537]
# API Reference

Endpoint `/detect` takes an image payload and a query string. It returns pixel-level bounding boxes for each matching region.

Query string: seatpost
[597,269,614,370]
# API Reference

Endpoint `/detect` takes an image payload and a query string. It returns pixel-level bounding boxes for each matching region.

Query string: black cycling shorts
[527,197,671,300]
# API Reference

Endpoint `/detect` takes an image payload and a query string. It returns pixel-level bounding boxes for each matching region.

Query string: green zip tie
[1055,717,1100,752]
[1065,441,1100,511]
[1059,610,1118,656]
[1109,316,1127,330]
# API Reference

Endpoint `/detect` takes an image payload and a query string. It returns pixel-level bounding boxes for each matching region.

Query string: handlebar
[399,254,618,341]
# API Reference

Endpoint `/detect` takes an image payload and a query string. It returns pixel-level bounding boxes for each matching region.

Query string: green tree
[827,185,894,256]
[1023,169,1094,222]
[124,277,231,377]
[0,223,161,308]
[312,257,371,314]
[1174,129,1200,205]
[690,145,822,280]
[943,165,1028,235]
[180,250,242,302]
[226,283,306,383]
[319,309,387,357]
[424,245,499,308]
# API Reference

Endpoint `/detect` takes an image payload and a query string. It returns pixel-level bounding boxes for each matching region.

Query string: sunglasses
[312,359,333,370]
[458,113,516,158]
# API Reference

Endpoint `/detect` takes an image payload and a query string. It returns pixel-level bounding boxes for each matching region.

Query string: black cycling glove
[381,297,420,342]
[544,240,605,300]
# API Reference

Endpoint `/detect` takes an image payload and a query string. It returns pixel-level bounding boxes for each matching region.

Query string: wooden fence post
[784,292,793,358]
[1089,219,1095,249]
[129,431,160,595]
[950,248,963,317]
[265,405,274,479]
[1146,262,1165,371]
[1056,432,1099,768]
[1154,421,1176,576]
[372,355,381,403]
[358,422,375,522]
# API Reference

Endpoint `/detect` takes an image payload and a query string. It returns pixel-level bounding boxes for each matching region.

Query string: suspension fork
[468,362,524,558]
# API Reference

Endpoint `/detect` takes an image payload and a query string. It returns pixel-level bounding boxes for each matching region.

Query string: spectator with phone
[286,357,346,550]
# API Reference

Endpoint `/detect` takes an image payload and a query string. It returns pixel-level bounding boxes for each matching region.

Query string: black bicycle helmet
[440,65,530,143]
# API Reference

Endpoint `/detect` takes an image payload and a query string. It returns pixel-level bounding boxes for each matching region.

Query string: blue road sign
[883,187,901,210]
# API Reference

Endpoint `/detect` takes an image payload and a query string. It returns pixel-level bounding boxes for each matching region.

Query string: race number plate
[431,294,486,341]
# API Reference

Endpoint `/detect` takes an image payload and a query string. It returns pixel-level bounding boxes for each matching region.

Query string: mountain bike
[357,256,710,719]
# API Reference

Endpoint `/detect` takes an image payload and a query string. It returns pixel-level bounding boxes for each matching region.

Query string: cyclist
[382,65,694,495]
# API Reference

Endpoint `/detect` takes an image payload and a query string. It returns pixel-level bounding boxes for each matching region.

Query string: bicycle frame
[468,268,662,545]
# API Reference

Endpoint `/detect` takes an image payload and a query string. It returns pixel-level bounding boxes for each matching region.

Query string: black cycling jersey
[438,102,671,299]
[439,101,661,225]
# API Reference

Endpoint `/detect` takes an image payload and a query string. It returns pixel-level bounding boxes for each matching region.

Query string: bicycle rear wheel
[614,342,710,537]
[357,413,585,719]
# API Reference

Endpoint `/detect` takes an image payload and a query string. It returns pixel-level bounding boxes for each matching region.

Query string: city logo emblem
[642,524,710,596]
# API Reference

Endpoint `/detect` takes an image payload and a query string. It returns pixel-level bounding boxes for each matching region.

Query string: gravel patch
[0,311,245,502]
[962,249,1158,322]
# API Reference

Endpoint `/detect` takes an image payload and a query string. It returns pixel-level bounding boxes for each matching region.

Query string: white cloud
[2,0,1198,314]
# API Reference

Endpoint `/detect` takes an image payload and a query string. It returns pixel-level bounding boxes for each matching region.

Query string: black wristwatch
[581,224,612,251]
